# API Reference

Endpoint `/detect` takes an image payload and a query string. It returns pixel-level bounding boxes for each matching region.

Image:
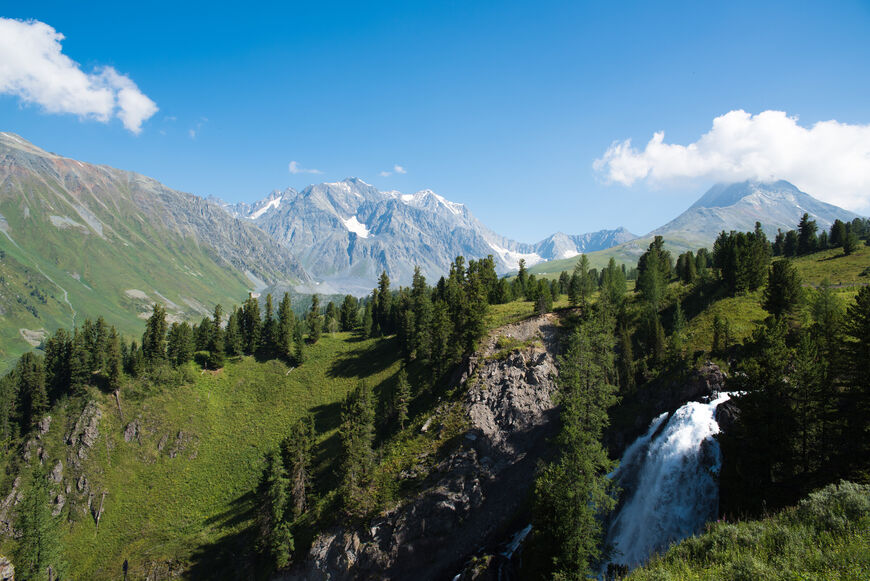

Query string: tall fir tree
[340,380,376,518]
[14,465,66,580]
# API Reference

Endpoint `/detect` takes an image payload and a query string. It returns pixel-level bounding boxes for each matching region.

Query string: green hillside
[0,332,402,579]
[628,481,870,581]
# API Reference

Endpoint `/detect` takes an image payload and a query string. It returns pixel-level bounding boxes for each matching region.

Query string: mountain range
[223,179,636,293]
[0,132,865,370]
[529,180,864,274]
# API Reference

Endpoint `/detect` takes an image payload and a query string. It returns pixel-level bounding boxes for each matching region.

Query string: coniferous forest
[1,216,869,580]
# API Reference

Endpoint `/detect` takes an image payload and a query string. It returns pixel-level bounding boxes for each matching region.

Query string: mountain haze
[232,179,636,293]
[0,133,308,368]
[530,180,864,275]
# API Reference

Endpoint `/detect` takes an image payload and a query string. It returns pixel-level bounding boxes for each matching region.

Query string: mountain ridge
[233,178,636,292]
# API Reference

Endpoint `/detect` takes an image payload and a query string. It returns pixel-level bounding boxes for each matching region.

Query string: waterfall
[603,392,731,569]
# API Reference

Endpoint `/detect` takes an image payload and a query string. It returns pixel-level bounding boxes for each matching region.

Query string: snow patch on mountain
[250,196,282,219]
[487,242,544,269]
[341,215,370,238]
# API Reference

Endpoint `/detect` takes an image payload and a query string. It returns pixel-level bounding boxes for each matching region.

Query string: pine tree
[340,381,376,517]
[281,414,315,520]
[829,219,847,247]
[69,329,90,395]
[362,302,373,338]
[241,295,262,355]
[14,465,66,580]
[17,352,48,428]
[340,294,359,332]
[797,213,818,255]
[277,293,296,358]
[43,329,71,402]
[763,259,803,318]
[258,451,294,569]
[292,322,305,365]
[106,327,122,393]
[225,308,243,356]
[843,231,859,255]
[533,315,618,578]
[263,294,279,355]
[637,236,671,309]
[307,294,322,344]
[394,367,411,429]
[142,303,168,365]
[208,304,226,369]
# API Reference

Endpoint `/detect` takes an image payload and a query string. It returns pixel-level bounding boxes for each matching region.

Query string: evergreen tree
[375,271,392,335]
[43,329,71,402]
[411,267,433,361]
[617,324,635,394]
[14,465,66,580]
[811,279,844,359]
[533,315,618,578]
[257,451,294,569]
[263,294,278,355]
[277,294,296,358]
[797,213,818,255]
[339,294,359,332]
[843,231,859,255]
[340,381,376,517]
[69,329,90,395]
[636,236,671,309]
[307,294,322,343]
[208,304,226,369]
[783,229,799,257]
[17,352,47,428]
[600,257,627,309]
[517,258,528,297]
[394,367,411,429]
[558,271,571,295]
[281,414,316,520]
[225,308,243,357]
[292,322,305,365]
[167,322,195,367]
[362,302,373,338]
[830,219,847,247]
[763,259,803,318]
[142,303,168,365]
[241,295,262,355]
[106,327,122,393]
[669,300,687,358]
[844,286,870,462]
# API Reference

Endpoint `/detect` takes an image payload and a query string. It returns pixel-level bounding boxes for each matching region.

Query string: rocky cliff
[283,314,562,580]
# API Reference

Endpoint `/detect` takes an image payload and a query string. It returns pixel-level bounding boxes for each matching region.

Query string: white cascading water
[603,392,731,569]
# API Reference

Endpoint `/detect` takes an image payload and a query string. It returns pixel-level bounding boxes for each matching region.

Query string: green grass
[0,332,404,579]
[627,481,870,581]
[791,244,870,287]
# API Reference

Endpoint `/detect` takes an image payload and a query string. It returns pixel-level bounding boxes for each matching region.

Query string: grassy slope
[0,181,251,372]
[0,333,403,579]
[628,482,870,581]
[0,299,545,579]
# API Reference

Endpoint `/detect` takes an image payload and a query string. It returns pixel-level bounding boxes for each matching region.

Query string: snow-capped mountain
[234,178,635,293]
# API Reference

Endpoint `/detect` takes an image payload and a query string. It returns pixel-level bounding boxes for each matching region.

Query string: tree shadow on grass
[186,491,262,580]
[327,336,397,378]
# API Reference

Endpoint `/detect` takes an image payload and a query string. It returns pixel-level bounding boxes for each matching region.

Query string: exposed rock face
[50,460,63,483]
[37,415,51,436]
[0,554,13,581]
[124,419,141,443]
[0,478,21,535]
[284,314,560,580]
[66,401,102,468]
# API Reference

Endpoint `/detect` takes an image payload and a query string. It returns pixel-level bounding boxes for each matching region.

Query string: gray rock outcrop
[284,314,560,580]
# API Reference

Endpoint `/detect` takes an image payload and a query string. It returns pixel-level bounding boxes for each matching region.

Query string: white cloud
[0,18,158,134]
[288,160,322,175]
[594,110,870,213]
[379,164,407,177]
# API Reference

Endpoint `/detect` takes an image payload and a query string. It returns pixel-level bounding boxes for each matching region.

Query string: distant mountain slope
[0,132,309,369]
[651,180,863,246]
[235,178,635,293]
[529,180,864,275]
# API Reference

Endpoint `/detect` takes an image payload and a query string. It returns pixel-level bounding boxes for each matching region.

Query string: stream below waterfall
[603,392,732,571]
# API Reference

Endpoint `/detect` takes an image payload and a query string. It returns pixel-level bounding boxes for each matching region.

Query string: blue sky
[2,0,869,241]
